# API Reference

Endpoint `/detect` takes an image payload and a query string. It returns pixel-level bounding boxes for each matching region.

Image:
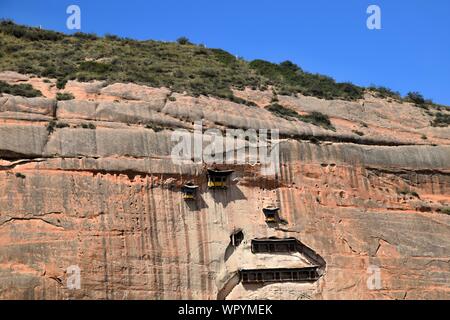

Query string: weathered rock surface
[0,75,449,300]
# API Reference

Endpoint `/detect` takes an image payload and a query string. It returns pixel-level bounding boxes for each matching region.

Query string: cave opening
[230,229,244,247]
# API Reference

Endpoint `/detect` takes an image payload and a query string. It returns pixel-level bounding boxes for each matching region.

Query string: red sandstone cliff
[0,71,449,300]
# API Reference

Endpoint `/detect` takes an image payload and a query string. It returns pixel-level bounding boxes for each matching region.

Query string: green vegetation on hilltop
[249,60,363,100]
[0,20,260,100]
[0,21,361,102]
[0,20,448,108]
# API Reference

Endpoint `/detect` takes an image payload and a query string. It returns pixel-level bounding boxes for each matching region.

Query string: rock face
[0,74,449,300]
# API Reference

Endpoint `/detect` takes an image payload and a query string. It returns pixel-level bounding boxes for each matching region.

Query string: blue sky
[1,0,450,105]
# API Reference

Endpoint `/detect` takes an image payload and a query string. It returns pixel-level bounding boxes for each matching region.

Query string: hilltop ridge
[1,20,447,108]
